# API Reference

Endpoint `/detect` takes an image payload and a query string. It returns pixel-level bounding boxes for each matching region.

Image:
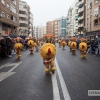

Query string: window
[11,0,16,5]
[7,14,10,19]
[10,4,16,14]
[7,4,9,8]
[10,15,16,22]
[2,0,5,5]
[20,23,27,27]
[19,10,26,14]
[2,11,5,17]
[95,0,99,4]
[75,2,78,7]
[94,7,98,16]
[94,19,98,26]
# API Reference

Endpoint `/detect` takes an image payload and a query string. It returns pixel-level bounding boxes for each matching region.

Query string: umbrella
[0,36,4,40]
[1,34,9,37]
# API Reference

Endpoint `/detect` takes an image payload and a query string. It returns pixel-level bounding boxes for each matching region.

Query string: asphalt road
[0,44,100,100]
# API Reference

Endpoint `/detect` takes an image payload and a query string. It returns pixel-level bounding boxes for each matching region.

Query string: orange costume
[79,38,87,58]
[70,37,77,55]
[61,39,66,50]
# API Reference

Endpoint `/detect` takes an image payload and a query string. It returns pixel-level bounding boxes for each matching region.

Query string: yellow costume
[79,38,87,58]
[58,39,61,47]
[27,40,34,54]
[34,42,38,51]
[61,40,66,50]
[14,43,22,59]
[40,43,56,74]
[68,39,72,52]
[70,37,77,54]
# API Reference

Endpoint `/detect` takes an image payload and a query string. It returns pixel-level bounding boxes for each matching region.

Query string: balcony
[78,23,84,28]
[19,14,28,18]
[78,15,84,21]
[78,0,84,8]
[78,7,84,13]
[19,20,28,24]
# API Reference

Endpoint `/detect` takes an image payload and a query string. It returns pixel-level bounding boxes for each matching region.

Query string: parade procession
[0,0,100,100]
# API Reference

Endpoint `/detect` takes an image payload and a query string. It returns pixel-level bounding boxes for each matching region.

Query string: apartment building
[73,0,79,37]
[34,25,46,38]
[42,26,46,36]
[29,12,34,36]
[34,26,38,38]
[78,0,86,37]
[18,0,30,36]
[53,20,58,38]
[86,0,100,40]
[57,16,66,37]
[67,8,73,37]
[0,0,19,35]
[46,21,53,34]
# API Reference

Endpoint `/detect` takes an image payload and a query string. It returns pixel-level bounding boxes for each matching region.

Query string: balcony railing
[78,7,84,13]
[78,0,84,7]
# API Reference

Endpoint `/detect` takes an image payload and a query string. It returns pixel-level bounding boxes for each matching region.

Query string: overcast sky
[23,0,74,26]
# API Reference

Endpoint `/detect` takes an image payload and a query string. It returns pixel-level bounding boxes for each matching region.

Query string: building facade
[57,16,66,37]
[42,26,46,36]
[29,12,34,36]
[46,21,53,34]
[67,8,73,37]
[86,0,100,40]
[53,20,58,38]
[0,0,19,36]
[34,25,46,39]
[78,0,86,37]
[18,0,30,36]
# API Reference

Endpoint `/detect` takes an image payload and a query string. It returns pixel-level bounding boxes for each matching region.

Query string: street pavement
[0,44,100,100]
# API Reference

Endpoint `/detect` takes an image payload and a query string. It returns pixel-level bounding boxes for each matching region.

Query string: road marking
[51,72,61,100]
[55,58,71,100]
[0,61,22,82]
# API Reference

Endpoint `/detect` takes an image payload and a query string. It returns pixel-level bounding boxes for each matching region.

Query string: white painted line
[0,61,22,82]
[8,61,22,72]
[51,72,61,100]
[0,63,10,69]
[0,72,15,82]
[55,58,71,100]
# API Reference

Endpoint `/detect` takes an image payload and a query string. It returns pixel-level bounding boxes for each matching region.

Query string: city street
[0,44,100,100]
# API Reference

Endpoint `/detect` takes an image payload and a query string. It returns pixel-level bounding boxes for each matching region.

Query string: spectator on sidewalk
[0,39,7,58]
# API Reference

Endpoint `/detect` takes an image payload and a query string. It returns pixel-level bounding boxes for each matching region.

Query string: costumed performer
[40,43,56,74]
[61,39,66,50]
[68,38,73,52]
[70,37,77,55]
[14,37,23,59]
[79,38,87,58]
[58,39,61,48]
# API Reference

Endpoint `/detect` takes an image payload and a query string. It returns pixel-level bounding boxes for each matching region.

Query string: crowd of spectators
[0,37,28,59]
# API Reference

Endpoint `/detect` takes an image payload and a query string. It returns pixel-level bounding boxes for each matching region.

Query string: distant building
[29,12,34,36]
[34,25,46,38]
[57,16,66,37]
[53,20,58,38]
[46,21,53,34]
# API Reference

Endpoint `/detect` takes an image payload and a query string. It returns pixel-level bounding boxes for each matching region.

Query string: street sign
[0,62,22,82]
